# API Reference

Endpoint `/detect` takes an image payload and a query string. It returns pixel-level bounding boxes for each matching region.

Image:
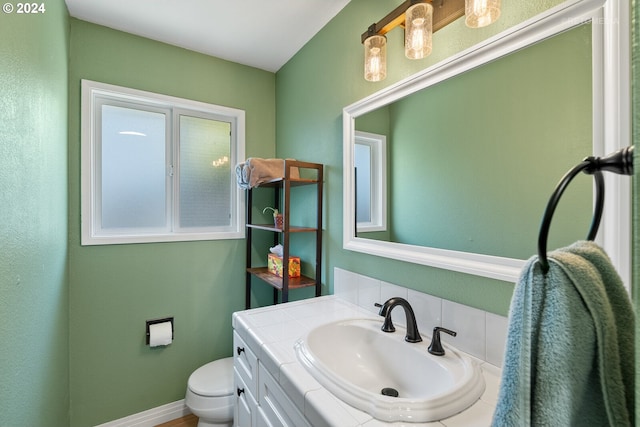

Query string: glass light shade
[364,35,387,82]
[405,2,433,60]
[465,0,501,28]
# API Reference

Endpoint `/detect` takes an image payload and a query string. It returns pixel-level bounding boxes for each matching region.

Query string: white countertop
[233,295,502,427]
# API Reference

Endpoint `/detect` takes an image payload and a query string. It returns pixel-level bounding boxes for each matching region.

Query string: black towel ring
[537,146,634,273]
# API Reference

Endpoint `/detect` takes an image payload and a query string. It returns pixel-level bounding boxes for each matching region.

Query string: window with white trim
[81,80,245,245]
[354,131,387,233]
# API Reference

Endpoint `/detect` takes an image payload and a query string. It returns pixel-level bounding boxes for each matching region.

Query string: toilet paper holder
[146,317,174,345]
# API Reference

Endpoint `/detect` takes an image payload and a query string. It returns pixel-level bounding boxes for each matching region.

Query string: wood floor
[155,413,198,427]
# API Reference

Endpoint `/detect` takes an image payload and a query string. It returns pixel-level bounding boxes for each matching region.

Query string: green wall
[67,20,276,426]
[0,1,70,426]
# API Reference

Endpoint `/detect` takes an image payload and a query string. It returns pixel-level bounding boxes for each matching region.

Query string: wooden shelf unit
[245,160,323,309]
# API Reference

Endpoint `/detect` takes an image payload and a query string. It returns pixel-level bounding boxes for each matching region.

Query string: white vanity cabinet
[233,331,309,427]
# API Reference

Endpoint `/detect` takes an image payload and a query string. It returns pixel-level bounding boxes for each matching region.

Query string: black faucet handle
[435,327,457,337]
[375,302,396,332]
[375,302,389,316]
[428,326,457,356]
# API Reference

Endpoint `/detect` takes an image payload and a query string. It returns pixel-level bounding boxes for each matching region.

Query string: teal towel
[492,241,634,426]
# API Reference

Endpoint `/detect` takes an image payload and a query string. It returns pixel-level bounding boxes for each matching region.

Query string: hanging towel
[235,158,299,189]
[492,240,634,427]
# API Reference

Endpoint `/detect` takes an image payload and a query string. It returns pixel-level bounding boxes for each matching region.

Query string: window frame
[81,79,246,245]
[354,131,387,233]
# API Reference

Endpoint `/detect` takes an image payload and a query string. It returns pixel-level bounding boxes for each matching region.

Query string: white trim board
[94,400,191,427]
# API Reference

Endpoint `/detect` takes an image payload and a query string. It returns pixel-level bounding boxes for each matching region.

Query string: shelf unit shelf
[246,268,317,290]
[245,160,323,309]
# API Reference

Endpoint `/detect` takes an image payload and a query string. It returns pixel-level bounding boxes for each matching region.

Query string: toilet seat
[188,357,234,397]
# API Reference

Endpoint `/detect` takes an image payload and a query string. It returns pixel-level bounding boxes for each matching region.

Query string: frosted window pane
[101,105,167,229]
[179,115,232,228]
[355,143,372,223]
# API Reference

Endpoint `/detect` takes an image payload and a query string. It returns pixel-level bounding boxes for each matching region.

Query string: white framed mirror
[343,0,631,285]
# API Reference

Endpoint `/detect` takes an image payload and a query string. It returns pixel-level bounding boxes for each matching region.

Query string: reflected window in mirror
[355,131,387,234]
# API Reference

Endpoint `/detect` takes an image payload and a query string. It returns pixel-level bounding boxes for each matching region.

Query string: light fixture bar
[360,0,466,44]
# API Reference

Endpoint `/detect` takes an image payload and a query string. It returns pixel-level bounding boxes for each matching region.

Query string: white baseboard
[94,399,191,427]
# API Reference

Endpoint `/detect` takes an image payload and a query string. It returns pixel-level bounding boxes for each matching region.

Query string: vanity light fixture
[405,2,433,60]
[364,32,387,82]
[465,0,501,28]
[212,155,229,167]
[362,0,501,81]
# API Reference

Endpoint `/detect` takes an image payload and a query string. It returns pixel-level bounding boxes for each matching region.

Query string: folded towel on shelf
[235,158,299,189]
[492,240,634,427]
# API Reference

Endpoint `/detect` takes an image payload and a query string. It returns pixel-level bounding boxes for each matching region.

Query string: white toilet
[185,357,235,427]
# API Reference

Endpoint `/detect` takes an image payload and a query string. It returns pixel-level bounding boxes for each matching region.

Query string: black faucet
[428,326,457,356]
[376,297,422,343]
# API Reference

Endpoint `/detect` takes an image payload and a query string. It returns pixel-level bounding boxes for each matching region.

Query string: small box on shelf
[268,253,301,278]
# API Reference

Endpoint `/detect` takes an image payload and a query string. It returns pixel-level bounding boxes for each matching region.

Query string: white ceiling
[64,0,352,72]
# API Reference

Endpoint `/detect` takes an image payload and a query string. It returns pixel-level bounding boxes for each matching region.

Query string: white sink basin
[294,318,485,423]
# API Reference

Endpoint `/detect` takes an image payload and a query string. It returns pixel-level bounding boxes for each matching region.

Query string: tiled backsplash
[334,267,508,368]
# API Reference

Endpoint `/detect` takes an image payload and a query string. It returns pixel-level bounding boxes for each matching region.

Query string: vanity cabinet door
[234,331,258,397]
[258,362,311,427]
[234,369,257,427]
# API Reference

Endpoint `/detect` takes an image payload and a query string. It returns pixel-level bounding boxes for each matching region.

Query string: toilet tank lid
[188,357,234,397]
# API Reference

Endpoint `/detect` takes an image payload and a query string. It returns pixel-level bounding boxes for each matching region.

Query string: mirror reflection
[353,23,593,261]
[355,131,387,234]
